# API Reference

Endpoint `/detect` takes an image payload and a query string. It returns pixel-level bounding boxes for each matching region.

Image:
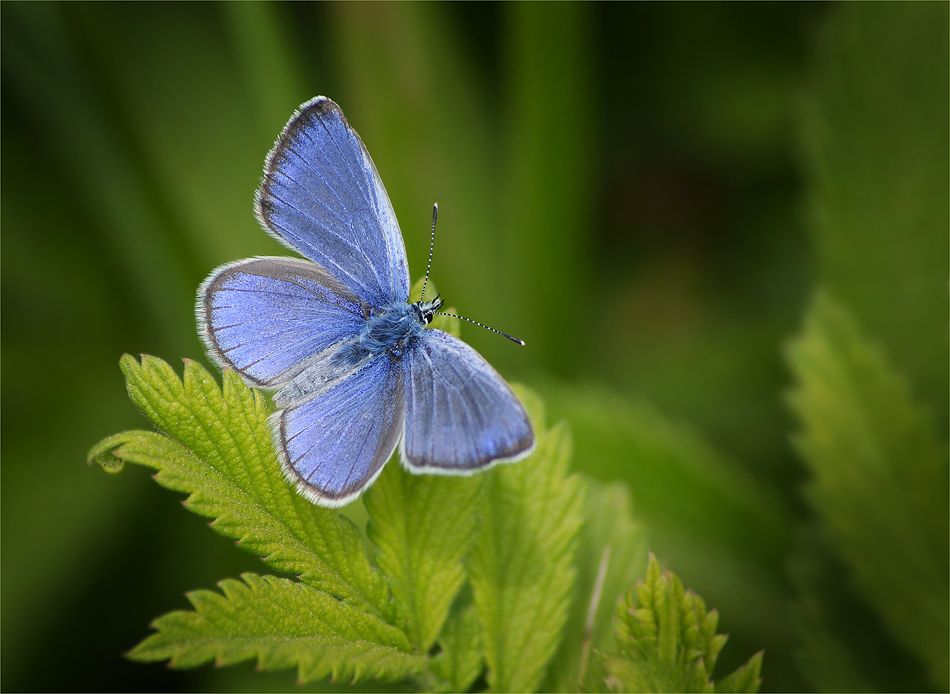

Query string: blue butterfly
[197,97,534,507]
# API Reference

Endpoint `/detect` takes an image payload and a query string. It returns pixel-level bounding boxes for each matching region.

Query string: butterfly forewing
[256,97,410,308]
[199,257,367,387]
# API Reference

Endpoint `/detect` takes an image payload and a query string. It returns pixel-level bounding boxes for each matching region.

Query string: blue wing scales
[401,329,535,472]
[275,354,405,506]
[255,96,410,308]
[198,256,366,386]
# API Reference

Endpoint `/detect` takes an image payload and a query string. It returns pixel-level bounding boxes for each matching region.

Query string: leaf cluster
[602,555,762,694]
[89,353,589,690]
[90,353,763,692]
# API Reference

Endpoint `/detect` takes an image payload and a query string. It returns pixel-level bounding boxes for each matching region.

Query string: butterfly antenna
[420,202,438,301]
[435,312,526,346]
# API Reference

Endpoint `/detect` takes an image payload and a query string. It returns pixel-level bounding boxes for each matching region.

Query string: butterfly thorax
[336,297,444,365]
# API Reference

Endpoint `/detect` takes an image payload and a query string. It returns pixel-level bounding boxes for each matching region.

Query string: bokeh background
[2,2,947,692]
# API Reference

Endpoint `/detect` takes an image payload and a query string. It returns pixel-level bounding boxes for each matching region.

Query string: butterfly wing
[274,353,404,506]
[401,329,535,472]
[198,256,367,387]
[256,96,410,308]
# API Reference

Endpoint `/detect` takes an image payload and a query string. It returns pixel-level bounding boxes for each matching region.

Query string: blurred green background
[2,2,946,692]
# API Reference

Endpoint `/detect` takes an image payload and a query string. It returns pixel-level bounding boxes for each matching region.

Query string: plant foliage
[601,555,763,693]
[88,356,392,617]
[468,387,586,692]
[89,355,763,692]
[88,356,584,688]
[787,294,949,690]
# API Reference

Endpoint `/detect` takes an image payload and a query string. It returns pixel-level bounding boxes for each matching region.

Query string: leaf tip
[119,353,140,376]
[87,434,129,474]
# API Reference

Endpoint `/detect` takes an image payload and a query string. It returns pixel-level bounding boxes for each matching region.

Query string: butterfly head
[412,296,444,325]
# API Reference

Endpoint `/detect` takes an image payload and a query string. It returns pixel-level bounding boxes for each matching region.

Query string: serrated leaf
[787,293,949,689]
[468,387,586,692]
[603,555,762,693]
[365,461,482,652]
[429,601,484,693]
[714,652,763,694]
[88,355,391,618]
[129,573,424,684]
[545,482,648,692]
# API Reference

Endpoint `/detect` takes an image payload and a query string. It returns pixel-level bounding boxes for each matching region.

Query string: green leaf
[129,573,424,684]
[603,555,762,693]
[787,293,950,689]
[468,387,586,692]
[714,652,764,694]
[364,461,482,651]
[801,2,949,425]
[87,433,129,474]
[428,601,484,693]
[88,355,391,618]
[544,482,647,692]
[93,356,607,690]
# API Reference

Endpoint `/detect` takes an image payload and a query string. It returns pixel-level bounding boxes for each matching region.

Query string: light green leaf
[87,433,129,474]
[469,387,586,692]
[603,555,762,693]
[130,573,424,684]
[88,355,391,618]
[545,482,648,692]
[714,652,764,694]
[429,601,484,693]
[787,293,949,689]
[365,461,482,651]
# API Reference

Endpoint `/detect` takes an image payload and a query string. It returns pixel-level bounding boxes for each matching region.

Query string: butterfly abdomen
[275,307,415,406]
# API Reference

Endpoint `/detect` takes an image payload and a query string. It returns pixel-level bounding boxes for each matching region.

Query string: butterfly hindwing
[401,329,535,472]
[256,96,410,308]
[275,353,405,506]
[199,256,367,387]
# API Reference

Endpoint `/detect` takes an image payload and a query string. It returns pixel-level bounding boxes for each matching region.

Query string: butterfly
[197,97,535,507]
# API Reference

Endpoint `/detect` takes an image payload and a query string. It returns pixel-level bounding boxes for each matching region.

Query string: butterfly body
[198,96,533,506]
[355,296,443,358]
